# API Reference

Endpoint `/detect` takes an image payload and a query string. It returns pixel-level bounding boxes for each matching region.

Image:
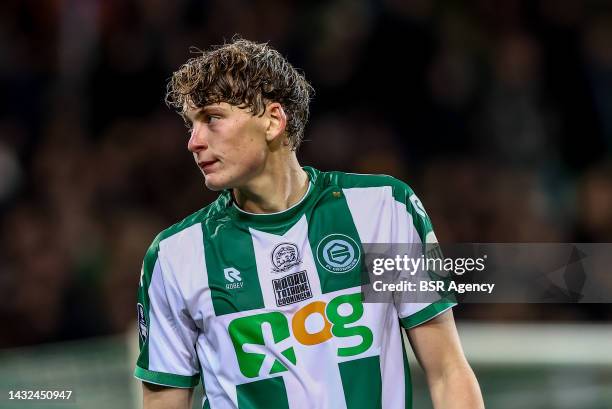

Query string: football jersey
[135,166,455,409]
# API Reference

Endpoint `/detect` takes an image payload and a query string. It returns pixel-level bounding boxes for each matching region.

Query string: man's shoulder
[316,168,434,240]
[316,169,415,198]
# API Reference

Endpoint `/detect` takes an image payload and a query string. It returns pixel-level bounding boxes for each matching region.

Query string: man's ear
[265,102,288,144]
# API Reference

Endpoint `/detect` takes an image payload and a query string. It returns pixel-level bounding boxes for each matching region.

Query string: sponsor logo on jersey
[272,270,313,307]
[224,267,244,289]
[228,292,372,378]
[316,233,360,273]
[137,303,147,343]
[271,242,302,273]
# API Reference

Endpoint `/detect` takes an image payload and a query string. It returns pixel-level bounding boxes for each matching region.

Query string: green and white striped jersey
[135,167,454,409]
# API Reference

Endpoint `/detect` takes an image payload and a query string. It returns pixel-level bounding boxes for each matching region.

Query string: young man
[135,39,484,409]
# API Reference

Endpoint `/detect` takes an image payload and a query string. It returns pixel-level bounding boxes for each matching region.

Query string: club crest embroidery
[271,242,302,273]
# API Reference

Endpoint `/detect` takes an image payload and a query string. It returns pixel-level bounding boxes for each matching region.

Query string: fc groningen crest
[316,234,360,273]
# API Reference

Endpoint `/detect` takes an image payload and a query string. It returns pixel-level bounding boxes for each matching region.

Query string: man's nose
[187,124,208,153]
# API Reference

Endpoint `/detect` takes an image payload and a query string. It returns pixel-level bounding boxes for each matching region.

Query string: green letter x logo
[228,312,297,378]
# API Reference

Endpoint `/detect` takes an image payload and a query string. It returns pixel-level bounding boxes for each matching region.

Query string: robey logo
[224,267,243,289]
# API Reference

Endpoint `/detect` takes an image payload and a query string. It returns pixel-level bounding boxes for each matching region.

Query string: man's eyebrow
[183,105,226,125]
[187,105,225,118]
[199,105,226,114]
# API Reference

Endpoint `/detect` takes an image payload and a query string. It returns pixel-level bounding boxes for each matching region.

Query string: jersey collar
[226,167,320,228]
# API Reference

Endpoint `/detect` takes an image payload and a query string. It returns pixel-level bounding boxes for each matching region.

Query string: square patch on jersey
[272,270,313,307]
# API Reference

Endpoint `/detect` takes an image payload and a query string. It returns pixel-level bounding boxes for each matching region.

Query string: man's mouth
[198,160,218,173]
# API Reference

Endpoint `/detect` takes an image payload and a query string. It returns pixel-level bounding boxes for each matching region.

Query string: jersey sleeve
[391,181,456,329]
[134,238,200,388]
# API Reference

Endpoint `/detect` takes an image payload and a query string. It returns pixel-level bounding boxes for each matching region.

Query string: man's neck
[232,155,309,214]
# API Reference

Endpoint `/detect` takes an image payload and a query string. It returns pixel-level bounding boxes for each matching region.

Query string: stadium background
[1,0,611,408]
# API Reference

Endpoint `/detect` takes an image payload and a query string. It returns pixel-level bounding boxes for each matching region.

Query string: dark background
[1,0,612,348]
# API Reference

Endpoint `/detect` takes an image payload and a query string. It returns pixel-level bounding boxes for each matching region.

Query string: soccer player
[135,38,484,409]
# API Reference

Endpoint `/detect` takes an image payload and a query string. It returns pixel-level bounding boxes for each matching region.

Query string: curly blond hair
[166,38,314,150]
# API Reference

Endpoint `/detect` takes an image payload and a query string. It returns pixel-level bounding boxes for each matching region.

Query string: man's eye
[207,115,220,123]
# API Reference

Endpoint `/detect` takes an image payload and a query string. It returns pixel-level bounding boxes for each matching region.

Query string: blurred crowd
[1,0,611,347]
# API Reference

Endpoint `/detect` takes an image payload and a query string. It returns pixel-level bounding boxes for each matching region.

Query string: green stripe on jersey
[339,355,382,409]
[237,377,290,409]
[202,222,265,316]
[306,187,365,293]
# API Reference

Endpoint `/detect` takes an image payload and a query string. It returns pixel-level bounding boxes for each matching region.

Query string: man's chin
[203,175,229,191]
